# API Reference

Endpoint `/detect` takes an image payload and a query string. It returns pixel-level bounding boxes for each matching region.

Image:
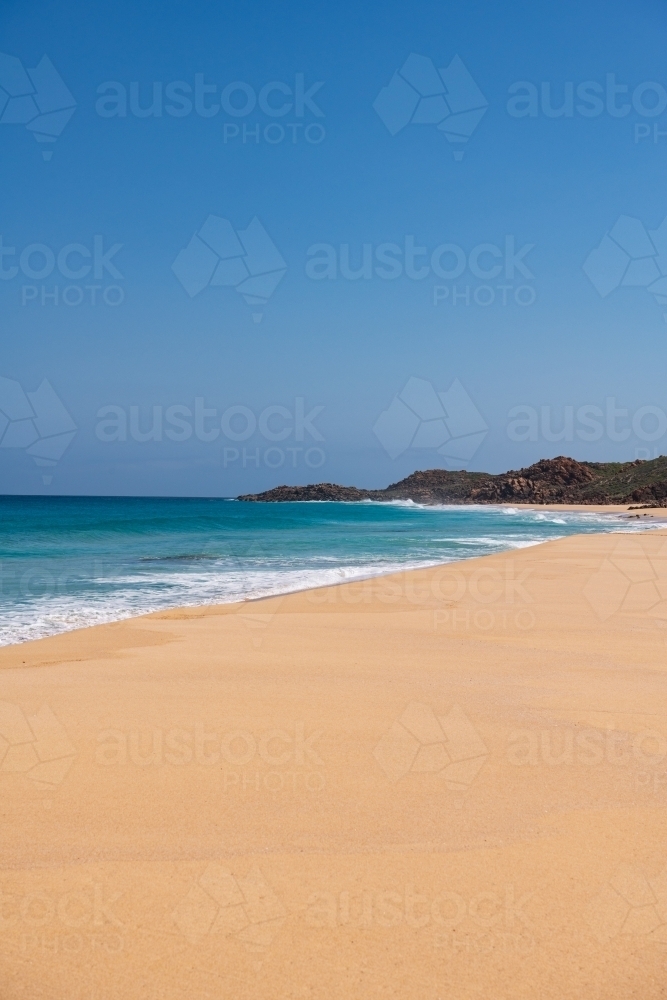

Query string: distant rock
[238,483,373,503]
[238,456,667,506]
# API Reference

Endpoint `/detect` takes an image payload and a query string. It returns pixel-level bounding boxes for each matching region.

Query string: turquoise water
[0,496,654,645]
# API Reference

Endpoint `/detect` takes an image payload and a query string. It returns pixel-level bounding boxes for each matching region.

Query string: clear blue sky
[1,0,667,495]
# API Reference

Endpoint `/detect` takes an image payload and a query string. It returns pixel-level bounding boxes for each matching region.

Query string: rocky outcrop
[467,456,598,504]
[238,483,375,503]
[238,456,667,506]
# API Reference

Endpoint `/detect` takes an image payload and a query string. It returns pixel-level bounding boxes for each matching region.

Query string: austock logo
[507,399,667,445]
[306,882,535,946]
[172,215,286,323]
[0,702,76,789]
[95,396,325,473]
[583,536,667,626]
[507,74,667,146]
[583,214,667,320]
[585,864,667,945]
[0,377,76,484]
[373,376,488,463]
[374,52,488,160]
[172,864,286,965]
[373,701,489,790]
[0,52,76,160]
[95,72,326,147]
[305,234,536,309]
[0,234,125,308]
[2,881,124,944]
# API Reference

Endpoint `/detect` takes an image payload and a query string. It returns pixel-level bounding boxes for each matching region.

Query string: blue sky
[1,0,667,495]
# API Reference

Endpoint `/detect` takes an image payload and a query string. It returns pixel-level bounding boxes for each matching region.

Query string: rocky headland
[238,455,667,507]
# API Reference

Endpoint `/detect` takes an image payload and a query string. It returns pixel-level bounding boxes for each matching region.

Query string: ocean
[0,495,655,646]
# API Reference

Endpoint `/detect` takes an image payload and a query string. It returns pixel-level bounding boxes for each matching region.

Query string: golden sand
[1,528,666,998]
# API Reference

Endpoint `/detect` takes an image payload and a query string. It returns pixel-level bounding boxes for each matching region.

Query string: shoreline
[510,502,667,520]
[1,505,664,651]
[1,504,665,651]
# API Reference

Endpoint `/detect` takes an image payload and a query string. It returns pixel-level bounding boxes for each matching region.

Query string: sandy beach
[2,526,667,999]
